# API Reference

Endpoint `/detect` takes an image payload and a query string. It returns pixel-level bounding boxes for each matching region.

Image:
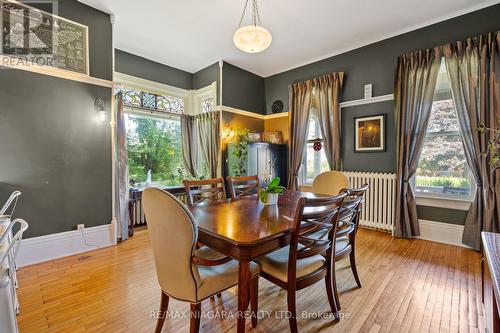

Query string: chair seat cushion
[197,260,259,301]
[254,245,325,282]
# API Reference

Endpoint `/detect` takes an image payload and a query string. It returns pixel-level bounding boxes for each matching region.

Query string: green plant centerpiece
[259,177,286,206]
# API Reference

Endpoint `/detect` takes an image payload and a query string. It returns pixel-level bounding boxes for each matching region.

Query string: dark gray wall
[264,4,500,113]
[222,62,266,114]
[115,49,192,90]
[0,0,113,238]
[0,71,112,238]
[59,0,112,80]
[192,62,220,104]
[263,4,500,226]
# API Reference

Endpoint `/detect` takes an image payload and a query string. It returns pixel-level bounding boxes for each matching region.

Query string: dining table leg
[237,259,250,333]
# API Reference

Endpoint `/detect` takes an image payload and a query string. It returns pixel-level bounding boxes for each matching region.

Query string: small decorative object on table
[259,177,285,206]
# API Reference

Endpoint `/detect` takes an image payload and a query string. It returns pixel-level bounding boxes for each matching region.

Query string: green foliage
[127,115,185,187]
[478,124,500,169]
[228,129,250,176]
[259,177,286,203]
[416,176,470,188]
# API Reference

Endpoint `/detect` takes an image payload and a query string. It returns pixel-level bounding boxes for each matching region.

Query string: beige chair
[312,171,349,195]
[142,188,260,333]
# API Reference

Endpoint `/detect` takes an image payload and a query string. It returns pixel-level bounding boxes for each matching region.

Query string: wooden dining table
[188,190,321,333]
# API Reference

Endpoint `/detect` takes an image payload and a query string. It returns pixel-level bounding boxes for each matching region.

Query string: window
[300,110,330,184]
[201,96,214,113]
[116,86,186,187]
[415,59,473,200]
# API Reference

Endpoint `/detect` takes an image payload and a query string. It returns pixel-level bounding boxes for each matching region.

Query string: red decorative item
[313,139,322,151]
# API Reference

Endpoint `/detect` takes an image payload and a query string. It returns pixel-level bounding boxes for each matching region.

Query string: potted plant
[259,177,285,206]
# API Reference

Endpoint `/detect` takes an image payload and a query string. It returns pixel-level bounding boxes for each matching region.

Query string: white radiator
[343,171,396,233]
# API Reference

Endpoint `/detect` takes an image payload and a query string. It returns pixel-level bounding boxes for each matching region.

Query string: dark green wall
[222,62,266,114]
[0,0,113,238]
[115,49,192,90]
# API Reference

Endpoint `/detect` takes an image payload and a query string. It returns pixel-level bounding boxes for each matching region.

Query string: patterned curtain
[114,92,130,241]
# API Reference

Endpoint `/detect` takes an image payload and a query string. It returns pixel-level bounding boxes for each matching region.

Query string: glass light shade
[233,25,272,53]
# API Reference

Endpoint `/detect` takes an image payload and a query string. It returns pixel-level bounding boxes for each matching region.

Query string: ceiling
[79,0,499,77]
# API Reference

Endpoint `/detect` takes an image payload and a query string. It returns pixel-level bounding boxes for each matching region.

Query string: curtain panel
[443,32,499,250]
[181,114,199,178]
[313,73,344,171]
[288,80,314,190]
[196,112,221,179]
[287,72,344,190]
[114,92,130,241]
[394,47,442,238]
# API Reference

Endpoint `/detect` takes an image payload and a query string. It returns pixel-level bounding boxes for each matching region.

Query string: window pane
[157,95,184,114]
[415,59,471,198]
[121,88,141,107]
[201,96,214,113]
[126,114,184,187]
[303,143,329,183]
[307,114,322,140]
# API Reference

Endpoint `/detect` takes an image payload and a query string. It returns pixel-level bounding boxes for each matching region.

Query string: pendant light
[233,0,272,53]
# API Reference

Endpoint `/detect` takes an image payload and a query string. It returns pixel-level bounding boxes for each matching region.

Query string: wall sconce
[221,122,235,141]
[94,98,106,122]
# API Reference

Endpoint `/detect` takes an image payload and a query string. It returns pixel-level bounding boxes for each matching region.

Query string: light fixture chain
[253,0,262,26]
[238,0,250,27]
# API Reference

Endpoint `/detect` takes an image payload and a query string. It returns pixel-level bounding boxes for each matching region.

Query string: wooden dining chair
[226,175,259,199]
[183,178,227,206]
[254,193,347,333]
[311,171,349,195]
[142,188,260,333]
[305,184,368,311]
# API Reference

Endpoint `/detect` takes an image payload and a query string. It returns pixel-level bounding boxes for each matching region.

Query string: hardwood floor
[17,228,484,332]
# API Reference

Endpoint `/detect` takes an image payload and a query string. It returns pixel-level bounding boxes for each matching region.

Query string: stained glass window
[157,95,184,114]
[115,86,184,115]
[201,97,214,113]
[142,92,156,109]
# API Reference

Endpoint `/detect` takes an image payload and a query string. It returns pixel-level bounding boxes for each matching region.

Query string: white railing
[343,171,396,233]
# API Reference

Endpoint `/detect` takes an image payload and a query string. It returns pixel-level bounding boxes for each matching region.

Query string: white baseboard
[417,219,470,248]
[17,224,116,267]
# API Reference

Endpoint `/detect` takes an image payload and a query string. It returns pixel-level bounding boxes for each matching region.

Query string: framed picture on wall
[354,114,385,152]
[262,131,283,144]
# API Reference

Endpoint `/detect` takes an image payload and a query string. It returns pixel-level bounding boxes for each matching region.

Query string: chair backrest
[287,193,346,282]
[339,184,369,234]
[226,175,259,199]
[183,178,227,206]
[142,188,201,302]
[312,171,349,196]
[0,191,21,217]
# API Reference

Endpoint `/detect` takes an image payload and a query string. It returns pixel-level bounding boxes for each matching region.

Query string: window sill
[416,195,471,211]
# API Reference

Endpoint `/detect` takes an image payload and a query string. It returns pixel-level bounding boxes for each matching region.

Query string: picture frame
[1,0,89,75]
[262,131,283,144]
[354,114,385,152]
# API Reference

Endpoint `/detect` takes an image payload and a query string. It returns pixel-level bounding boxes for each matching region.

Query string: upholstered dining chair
[142,188,260,333]
[312,171,349,195]
[183,178,227,206]
[254,193,347,333]
[226,175,259,199]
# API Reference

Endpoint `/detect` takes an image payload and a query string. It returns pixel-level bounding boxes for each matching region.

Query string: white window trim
[416,195,472,211]
[114,72,191,114]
